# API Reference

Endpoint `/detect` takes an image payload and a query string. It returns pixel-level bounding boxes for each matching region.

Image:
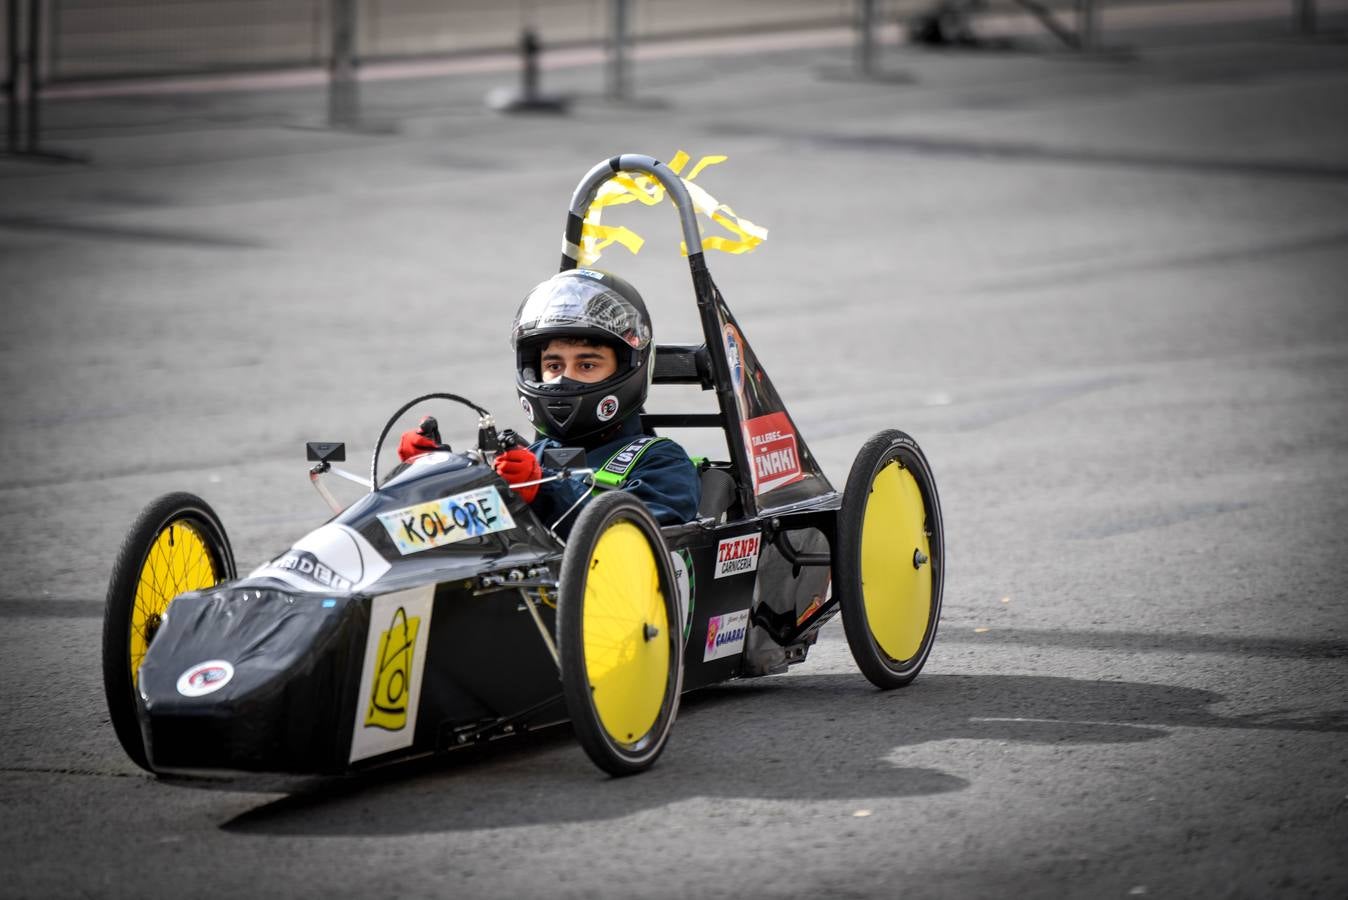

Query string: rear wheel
[101,493,235,770]
[557,492,683,776]
[835,430,944,689]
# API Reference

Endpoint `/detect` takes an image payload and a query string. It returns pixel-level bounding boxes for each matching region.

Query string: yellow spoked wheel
[102,493,235,771]
[836,431,944,689]
[558,492,683,776]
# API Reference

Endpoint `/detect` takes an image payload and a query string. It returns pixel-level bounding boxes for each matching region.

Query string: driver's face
[540,339,617,384]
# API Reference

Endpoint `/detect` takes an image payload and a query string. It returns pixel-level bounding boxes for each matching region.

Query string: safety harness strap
[592,436,670,490]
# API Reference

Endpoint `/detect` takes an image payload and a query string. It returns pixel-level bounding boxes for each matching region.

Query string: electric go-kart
[102,154,944,778]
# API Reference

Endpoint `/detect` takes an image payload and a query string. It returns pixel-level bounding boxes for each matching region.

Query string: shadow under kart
[101,154,945,779]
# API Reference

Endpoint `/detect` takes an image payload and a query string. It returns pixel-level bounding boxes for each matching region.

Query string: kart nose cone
[135,587,364,773]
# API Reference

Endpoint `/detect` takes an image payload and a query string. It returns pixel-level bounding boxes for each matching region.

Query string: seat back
[697,467,737,521]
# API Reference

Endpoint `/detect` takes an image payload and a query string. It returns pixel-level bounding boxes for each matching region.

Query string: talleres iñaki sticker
[703,609,749,662]
[744,411,805,495]
[378,485,514,556]
[714,533,761,579]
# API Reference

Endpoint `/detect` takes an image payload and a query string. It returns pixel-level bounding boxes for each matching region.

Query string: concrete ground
[1,12,1346,900]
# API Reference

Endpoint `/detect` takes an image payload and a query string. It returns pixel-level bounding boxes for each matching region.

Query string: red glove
[397,429,439,462]
[494,447,541,503]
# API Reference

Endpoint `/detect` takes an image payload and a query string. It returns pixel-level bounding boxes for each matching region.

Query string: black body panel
[138,587,367,774]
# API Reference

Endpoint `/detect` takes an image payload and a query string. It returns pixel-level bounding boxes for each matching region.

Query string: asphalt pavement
[1,14,1346,900]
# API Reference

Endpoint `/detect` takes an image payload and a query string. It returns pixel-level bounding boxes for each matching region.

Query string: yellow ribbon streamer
[578,151,769,266]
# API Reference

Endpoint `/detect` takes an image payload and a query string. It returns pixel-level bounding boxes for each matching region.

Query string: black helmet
[511,268,654,441]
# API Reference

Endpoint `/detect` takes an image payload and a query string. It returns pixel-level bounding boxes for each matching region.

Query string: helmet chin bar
[519,363,645,442]
[543,398,579,434]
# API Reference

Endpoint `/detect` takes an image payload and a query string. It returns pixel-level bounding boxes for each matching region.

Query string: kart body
[109,154,943,777]
[138,448,831,774]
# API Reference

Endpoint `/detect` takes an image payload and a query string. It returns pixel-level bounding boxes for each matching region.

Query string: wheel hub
[144,612,162,645]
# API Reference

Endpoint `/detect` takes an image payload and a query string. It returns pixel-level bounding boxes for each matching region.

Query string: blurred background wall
[12,0,864,81]
[11,0,1294,83]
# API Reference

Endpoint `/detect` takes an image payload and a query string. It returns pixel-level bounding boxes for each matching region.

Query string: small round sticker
[176,660,234,697]
[596,394,620,422]
[520,395,535,422]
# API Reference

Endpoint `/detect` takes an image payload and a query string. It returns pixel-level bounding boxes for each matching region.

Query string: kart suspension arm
[518,588,559,670]
[771,531,830,567]
[472,571,561,669]
[443,691,566,747]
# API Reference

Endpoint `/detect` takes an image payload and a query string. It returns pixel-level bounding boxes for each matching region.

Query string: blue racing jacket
[527,416,701,535]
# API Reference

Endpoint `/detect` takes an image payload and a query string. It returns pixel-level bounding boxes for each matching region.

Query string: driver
[399,268,701,532]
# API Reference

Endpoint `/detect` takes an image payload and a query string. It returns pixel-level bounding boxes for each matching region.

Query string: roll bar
[558,154,704,278]
[556,153,757,517]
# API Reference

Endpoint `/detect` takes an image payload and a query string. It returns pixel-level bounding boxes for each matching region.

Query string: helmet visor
[511,277,651,351]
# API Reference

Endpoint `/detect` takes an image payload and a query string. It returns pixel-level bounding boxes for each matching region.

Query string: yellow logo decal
[579,150,769,266]
[364,606,420,731]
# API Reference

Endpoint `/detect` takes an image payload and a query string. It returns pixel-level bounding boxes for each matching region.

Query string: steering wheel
[369,392,491,491]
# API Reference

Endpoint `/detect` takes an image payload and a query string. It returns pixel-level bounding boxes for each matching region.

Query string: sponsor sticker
[744,411,805,494]
[377,485,515,556]
[250,523,391,594]
[703,609,749,662]
[576,268,605,280]
[263,549,353,592]
[350,585,434,763]
[176,660,234,697]
[670,548,696,640]
[596,394,620,422]
[714,532,761,579]
[723,323,745,399]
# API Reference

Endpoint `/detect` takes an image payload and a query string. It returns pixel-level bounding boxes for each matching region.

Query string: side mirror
[306,442,346,463]
[542,447,585,470]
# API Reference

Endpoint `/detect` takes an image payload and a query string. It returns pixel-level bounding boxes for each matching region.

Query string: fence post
[1295,0,1316,33]
[5,0,19,153]
[606,0,629,101]
[857,0,877,76]
[328,0,358,128]
[24,0,40,151]
[1074,0,1097,51]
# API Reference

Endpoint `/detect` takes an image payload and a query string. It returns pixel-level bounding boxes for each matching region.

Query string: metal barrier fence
[1,0,1334,151]
[0,0,1330,84]
[7,0,850,82]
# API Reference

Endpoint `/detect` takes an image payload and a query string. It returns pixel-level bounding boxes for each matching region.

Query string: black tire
[835,430,944,689]
[102,492,235,771]
[557,492,683,776]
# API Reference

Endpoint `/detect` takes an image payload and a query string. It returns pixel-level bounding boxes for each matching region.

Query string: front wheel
[101,492,236,771]
[557,492,683,776]
[835,430,944,689]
